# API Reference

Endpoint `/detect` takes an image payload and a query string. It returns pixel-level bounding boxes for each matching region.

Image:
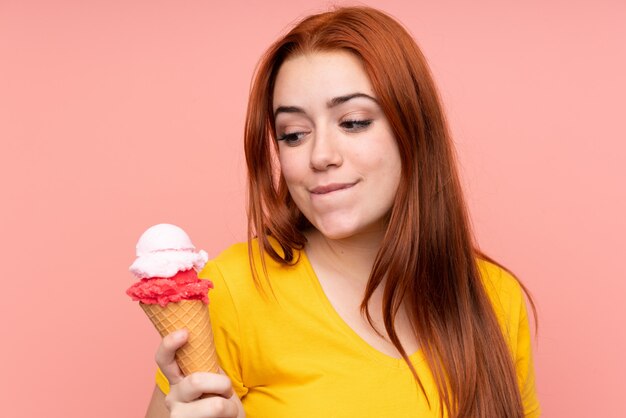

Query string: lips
[310,182,357,194]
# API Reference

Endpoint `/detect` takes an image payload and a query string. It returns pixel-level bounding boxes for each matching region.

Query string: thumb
[155,329,188,385]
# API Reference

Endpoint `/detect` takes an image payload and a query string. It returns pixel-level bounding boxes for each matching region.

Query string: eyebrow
[274,92,378,117]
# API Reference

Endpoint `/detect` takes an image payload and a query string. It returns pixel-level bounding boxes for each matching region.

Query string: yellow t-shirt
[156,241,540,417]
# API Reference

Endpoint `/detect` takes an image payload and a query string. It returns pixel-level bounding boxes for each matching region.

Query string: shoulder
[198,238,301,312]
[198,241,256,305]
[199,238,292,285]
[476,259,526,341]
[476,259,524,305]
[206,241,252,276]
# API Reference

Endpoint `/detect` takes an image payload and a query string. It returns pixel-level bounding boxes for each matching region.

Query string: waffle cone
[140,300,219,374]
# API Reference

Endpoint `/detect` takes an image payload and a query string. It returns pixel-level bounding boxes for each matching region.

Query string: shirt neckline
[298,248,426,369]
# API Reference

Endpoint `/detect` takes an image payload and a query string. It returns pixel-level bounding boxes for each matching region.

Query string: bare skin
[305,229,420,359]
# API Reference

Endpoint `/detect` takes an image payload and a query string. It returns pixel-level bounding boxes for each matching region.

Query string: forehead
[272,50,375,107]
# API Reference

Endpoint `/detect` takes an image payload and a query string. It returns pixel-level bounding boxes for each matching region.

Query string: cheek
[361,143,400,179]
[278,152,304,188]
[373,145,402,191]
[388,157,402,191]
[278,154,293,182]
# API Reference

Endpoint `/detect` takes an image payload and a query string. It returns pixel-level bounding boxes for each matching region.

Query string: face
[272,50,402,240]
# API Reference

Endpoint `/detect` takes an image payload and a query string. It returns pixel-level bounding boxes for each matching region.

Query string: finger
[171,372,234,403]
[155,328,188,385]
[172,395,239,418]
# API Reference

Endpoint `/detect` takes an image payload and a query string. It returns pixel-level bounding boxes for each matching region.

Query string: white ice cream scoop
[130,223,208,279]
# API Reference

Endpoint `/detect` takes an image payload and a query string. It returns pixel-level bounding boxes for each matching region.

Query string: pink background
[1,1,624,416]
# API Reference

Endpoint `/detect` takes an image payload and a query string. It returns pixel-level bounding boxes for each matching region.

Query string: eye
[340,119,373,132]
[277,131,307,145]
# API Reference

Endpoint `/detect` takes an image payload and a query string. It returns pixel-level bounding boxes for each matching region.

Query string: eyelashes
[277,119,373,145]
[340,119,372,131]
[277,131,307,143]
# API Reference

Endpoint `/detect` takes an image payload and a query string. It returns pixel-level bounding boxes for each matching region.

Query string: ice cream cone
[140,299,219,374]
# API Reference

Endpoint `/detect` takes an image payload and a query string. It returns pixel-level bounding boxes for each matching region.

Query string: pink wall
[1,1,624,416]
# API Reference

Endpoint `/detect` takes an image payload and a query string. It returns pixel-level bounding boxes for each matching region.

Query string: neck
[304,227,385,283]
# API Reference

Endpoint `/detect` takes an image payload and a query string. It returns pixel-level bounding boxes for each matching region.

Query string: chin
[314,218,382,241]
[311,219,357,240]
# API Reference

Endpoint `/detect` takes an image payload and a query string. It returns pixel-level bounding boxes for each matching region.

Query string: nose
[309,128,343,171]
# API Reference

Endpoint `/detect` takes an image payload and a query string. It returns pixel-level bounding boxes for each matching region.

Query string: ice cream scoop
[130,223,209,279]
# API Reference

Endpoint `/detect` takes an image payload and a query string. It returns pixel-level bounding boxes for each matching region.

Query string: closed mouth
[310,182,357,195]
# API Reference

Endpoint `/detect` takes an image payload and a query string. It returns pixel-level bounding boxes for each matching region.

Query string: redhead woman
[145,6,540,418]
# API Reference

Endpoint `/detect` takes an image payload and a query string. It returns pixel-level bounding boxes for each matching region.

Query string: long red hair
[244,6,536,418]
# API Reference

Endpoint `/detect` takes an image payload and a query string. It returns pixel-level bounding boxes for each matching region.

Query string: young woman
[145,6,540,418]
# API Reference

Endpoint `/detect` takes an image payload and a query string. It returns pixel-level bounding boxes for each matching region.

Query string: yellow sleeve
[154,260,248,398]
[516,295,541,417]
[155,367,169,394]
[478,260,541,417]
